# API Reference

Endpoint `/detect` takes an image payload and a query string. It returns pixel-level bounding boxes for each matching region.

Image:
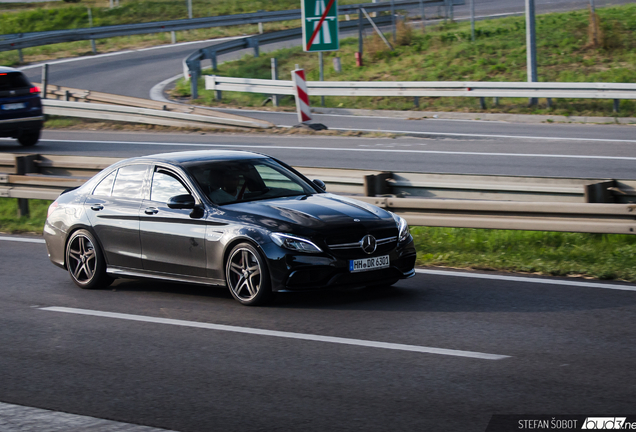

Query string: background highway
[2,237,636,431]
[2,128,636,179]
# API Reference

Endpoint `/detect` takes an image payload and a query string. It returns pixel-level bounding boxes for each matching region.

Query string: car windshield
[186,158,317,205]
[0,72,31,91]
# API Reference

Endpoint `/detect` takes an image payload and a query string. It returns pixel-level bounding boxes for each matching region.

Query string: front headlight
[391,213,410,243]
[270,233,323,253]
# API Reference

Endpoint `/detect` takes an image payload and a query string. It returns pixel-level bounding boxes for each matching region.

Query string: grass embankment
[2,198,634,282]
[0,0,360,66]
[173,4,636,118]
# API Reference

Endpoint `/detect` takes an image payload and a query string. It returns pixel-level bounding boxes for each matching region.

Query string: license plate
[350,255,390,273]
[1,103,26,110]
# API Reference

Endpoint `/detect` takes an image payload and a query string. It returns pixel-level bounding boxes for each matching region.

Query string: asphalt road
[1,236,635,431]
[2,129,635,179]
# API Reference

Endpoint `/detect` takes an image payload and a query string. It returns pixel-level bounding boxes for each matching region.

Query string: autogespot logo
[582,418,629,429]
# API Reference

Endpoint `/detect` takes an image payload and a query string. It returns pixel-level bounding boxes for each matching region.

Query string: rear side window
[92,171,116,196]
[111,164,147,199]
[0,72,31,91]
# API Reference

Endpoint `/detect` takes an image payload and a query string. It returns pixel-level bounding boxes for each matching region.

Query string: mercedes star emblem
[361,234,377,254]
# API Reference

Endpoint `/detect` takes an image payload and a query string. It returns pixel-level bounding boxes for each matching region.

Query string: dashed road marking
[40,306,510,360]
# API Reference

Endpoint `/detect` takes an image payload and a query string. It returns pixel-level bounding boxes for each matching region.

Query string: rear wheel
[66,229,112,289]
[225,243,272,306]
[17,130,40,147]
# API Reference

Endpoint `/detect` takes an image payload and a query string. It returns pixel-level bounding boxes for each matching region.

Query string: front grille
[325,227,398,259]
[329,236,397,250]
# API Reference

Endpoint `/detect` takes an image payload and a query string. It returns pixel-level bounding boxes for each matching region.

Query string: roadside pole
[471,0,475,41]
[88,8,96,54]
[391,0,396,42]
[319,52,325,106]
[525,0,538,106]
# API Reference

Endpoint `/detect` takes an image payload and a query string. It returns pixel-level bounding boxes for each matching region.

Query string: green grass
[0,198,51,234]
[174,4,636,118]
[1,198,634,282]
[412,227,636,282]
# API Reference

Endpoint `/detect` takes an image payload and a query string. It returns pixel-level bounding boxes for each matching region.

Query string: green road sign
[302,0,339,52]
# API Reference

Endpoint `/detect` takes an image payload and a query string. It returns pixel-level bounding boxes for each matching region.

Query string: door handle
[144,207,159,215]
[90,204,104,211]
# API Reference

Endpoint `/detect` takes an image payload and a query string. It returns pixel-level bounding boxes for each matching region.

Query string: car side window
[92,171,116,196]
[150,170,189,203]
[111,164,147,200]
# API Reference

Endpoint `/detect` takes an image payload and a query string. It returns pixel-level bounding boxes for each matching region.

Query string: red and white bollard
[292,68,312,124]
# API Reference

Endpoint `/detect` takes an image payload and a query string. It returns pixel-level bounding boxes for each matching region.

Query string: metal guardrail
[0,0,462,52]
[1,154,634,234]
[36,83,273,129]
[204,75,636,101]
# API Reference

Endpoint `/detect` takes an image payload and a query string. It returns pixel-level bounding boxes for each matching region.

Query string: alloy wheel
[227,247,263,302]
[68,234,97,284]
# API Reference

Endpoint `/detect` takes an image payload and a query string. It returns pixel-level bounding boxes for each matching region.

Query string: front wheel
[66,229,112,289]
[225,243,272,306]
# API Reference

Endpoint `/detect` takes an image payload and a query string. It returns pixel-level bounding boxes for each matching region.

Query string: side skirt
[107,266,225,287]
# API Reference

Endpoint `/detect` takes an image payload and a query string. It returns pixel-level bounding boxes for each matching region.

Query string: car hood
[221,193,396,235]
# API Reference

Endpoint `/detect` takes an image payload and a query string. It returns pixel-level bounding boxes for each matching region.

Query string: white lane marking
[0,236,46,244]
[416,269,636,292]
[34,139,636,161]
[40,306,510,360]
[17,36,247,71]
[149,73,182,102]
[331,127,636,144]
[0,401,177,432]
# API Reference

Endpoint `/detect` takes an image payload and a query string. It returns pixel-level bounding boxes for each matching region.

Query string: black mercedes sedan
[44,150,416,305]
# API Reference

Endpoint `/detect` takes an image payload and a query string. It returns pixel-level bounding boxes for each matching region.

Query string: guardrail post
[190,68,199,99]
[333,57,342,73]
[171,31,176,44]
[479,97,486,109]
[414,96,419,108]
[247,38,259,57]
[585,180,615,203]
[41,64,48,99]
[613,99,620,113]
[258,10,264,34]
[210,75,222,102]
[364,172,393,197]
[18,48,23,64]
[271,58,279,107]
[211,52,217,71]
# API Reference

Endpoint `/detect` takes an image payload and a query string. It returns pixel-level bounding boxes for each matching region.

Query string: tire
[65,229,112,289]
[18,130,40,147]
[225,242,272,306]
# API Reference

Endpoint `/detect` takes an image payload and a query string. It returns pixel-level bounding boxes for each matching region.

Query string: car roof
[0,66,21,74]
[139,150,269,165]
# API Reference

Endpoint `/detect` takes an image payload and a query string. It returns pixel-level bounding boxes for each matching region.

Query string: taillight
[30,86,40,94]
[47,201,59,218]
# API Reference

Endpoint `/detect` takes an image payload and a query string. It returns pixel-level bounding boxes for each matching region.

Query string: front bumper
[262,237,417,292]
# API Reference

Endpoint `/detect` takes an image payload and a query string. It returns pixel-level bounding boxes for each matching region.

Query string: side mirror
[167,194,196,209]
[313,179,326,191]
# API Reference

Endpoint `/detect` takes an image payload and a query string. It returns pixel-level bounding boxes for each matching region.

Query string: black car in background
[43,150,417,305]
[0,66,43,147]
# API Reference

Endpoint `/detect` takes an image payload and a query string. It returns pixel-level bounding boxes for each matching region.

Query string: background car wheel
[66,229,112,289]
[17,130,40,147]
[225,242,272,306]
